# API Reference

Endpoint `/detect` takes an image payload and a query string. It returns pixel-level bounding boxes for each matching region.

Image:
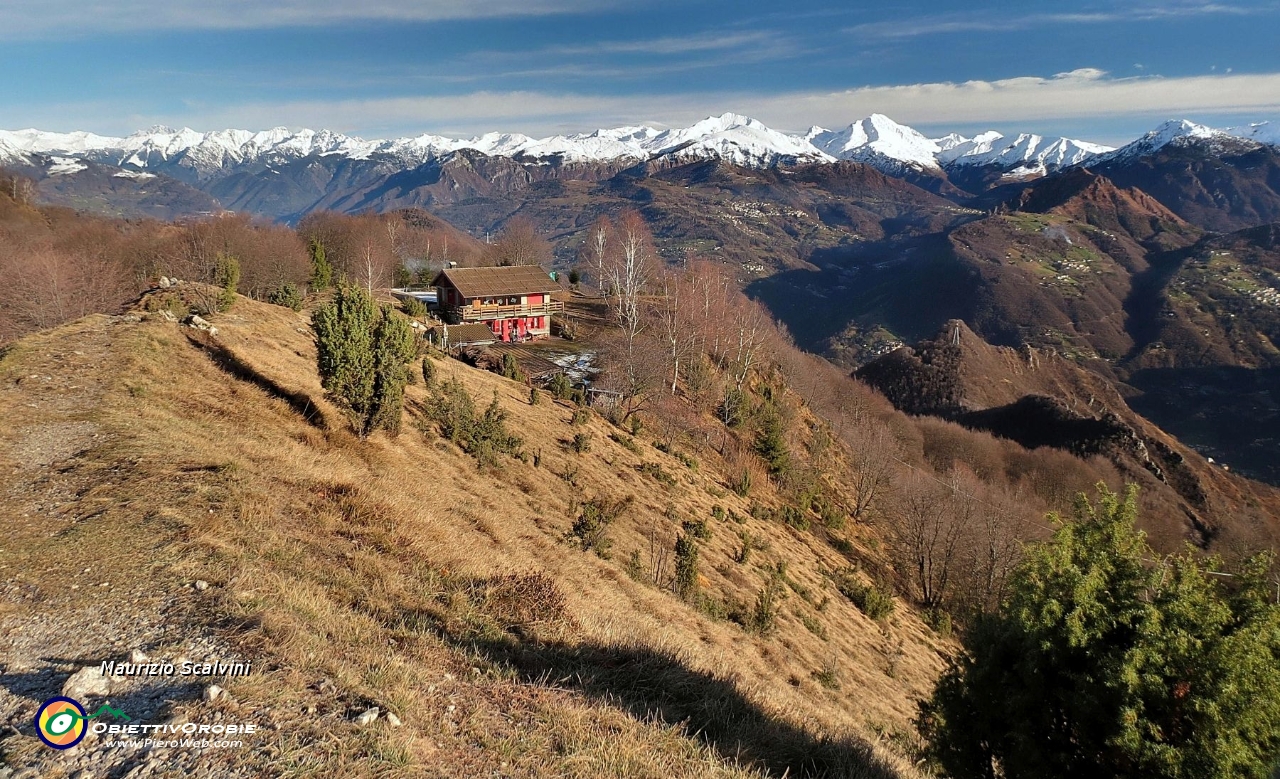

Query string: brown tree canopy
[484,216,552,268]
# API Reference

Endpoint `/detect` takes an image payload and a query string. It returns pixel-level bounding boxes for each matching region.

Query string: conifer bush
[400,296,427,318]
[673,533,700,601]
[569,495,633,554]
[393,262,414,289]
[422,380,524,467]
[609,432,642,453]
[500,353,526,383]
[570,431,593,454]
[735,529,758,565]
[366,308,416,435]
[754,407,790,477]
[313,283,415,436]
[834,570,895,621]
[547,372,572,400]
[624,549,645,582]
[918,485,1280,779]
[681,517,711,541]
[268,281,304,311]
[748,565,786,636]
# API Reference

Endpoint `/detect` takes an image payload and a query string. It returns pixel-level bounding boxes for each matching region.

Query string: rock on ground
[62,666,111,699]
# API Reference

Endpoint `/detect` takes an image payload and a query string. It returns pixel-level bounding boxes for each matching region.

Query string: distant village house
[430,265,563,343]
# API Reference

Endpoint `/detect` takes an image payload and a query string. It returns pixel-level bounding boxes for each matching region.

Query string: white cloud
[540,30,781,57]
[0,0,617,38]
[754,70,1280,130]
[15,70,1280,139]
[846,4,1265,40]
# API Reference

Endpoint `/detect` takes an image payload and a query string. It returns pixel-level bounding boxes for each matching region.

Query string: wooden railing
[443,300,564,322]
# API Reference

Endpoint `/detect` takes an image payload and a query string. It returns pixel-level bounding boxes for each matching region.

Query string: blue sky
[3,0,1279,145]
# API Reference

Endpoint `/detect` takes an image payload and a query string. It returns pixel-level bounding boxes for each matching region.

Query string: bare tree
[848,426,900,521]
[581,216,613,293]
[885,470,966,609]
[360,244,383,295]
[1,245,133,338]
[652,264,698,394]
[6,173,35,205]
[384,215,401,258]
[958,482,1032,612]
[685,259,734,362]
[727,295,771,389]
[487,216,551,267]
[600,211,657,409]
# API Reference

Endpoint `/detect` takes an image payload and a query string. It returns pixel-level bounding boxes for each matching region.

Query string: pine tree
[309,238,333,291]
[393,263,414,289]
[314,284,376,421]
[214,253,240,312]
[918,484,1280,779]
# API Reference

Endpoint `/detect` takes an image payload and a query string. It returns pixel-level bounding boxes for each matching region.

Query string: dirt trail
[0,314,256,779]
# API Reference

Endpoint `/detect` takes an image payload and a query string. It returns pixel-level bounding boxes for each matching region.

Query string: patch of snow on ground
[47,156,87,175]
[548,350,599,382]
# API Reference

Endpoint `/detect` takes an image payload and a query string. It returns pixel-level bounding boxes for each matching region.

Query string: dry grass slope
[0,290,944,778]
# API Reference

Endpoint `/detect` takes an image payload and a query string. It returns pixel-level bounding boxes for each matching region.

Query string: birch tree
[582,216,613,294]
[609,211,656,403]
[653,264,697,394]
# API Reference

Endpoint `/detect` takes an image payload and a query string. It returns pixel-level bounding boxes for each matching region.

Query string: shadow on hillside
[1126,365,1280,487]
[0,661,202,728]
[746,238,973,356]
[184,332,328,429]
[459,637,905,779]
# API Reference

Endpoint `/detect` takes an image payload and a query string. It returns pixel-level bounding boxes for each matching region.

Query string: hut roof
[431,265,555,298]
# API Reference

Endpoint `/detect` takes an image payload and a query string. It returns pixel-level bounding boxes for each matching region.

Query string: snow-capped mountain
[939,132,1111,174]
[113,126,378,174]
[644,113,832,166]
[1,114,1108,178]
[3,114,1273,198]
[1085,119,1265,167]
[0,114,830,177]
[802,115,1111,177]
[0,128,121,158]
[378,114,830,167]
[1231,121,1280,147]
[806,114,941,171]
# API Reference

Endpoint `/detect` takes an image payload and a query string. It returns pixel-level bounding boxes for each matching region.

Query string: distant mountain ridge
[4,112,1280,229]
[0,113,1118,178]
[1085,119,1280,232]
[6,114,1280,183]
[1085,119,1273,167]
